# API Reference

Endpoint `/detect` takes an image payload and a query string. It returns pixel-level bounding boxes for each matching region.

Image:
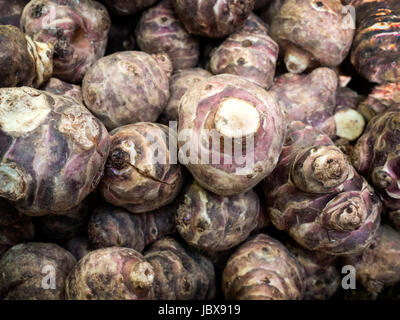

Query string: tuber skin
[82,51,171,130]
[0,242,76,300]
[65,247,155,300]
[171,0,255,38]
[350,0,400,84]
[287,242,340,300]
[222,233,306,300]
[343,225,400,297]
[42,77,83,104]
[100,122,183,213]
[0,25,53,88]
[35,202,90,241]
[0,0,29,27]
[178,74,287,196]
[358,83,400,121]
[65,236,91,261]
[0,198,35,257]
[88,202,176,252]
[143,237,217,300]
[269,0,355,74]
[101,0,158,16]
[21,0,111,84]
[265,122,381,255]
[135,0,200,71]
[175,181,260,251]
[0,87,110,216]
[158,68,211,124]
[209,13,279,89]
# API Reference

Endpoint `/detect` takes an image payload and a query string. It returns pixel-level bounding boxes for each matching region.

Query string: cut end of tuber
[284,47,311,74]
[334,109,365,141]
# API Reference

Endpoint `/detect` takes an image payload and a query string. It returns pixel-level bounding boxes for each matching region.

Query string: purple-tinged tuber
[100,122,182,213]
[135,0,200,70]
[42,77,83,104]
[0,242,76,299]
[0,0,29,27]
[0,87,110,216]
[21,0,111,84]
[265,122,381,255]
[222,234,306,300]
[82,51,171,130]
[178,74,287,196]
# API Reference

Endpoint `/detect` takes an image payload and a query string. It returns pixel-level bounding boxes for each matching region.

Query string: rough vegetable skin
[42,77,83,104]
[136,0,200,70]
[222,234,306,300]
[0,87,110,216]
[102,0,158,15]
[270,0,355,73]
[21,0,111,83]
[209,14,279,89]
[178,74,287,196]
[82,51,171,130]
[88,202,176,252]
[265,122,381,255]
[0,25,53,88]
[0,0,29,27]
[65,247,155,300]
[0,242,76,300]
[171,0,255,38]
[144,237,216,300]
[175,181,260,251]
[100,122,182,213]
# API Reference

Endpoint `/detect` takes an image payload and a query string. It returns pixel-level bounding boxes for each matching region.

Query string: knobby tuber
[0,87,110,216]
[0,0,29,27]
[21,0,111,83]
[171,0,255,38]
[270,0,355,73]
[82,51,171,130]
[222,234,306,300]
[136,0,200,70]
[265,122,381,255]
[42,78,83,104]
[175,181,260,251]
[178,74,287,196]
[0,25,53,88]
[0,242,76,299]
[100,122,182,213]
[88,202,176,252]
[209,14,279,89]
[102,0,158,15]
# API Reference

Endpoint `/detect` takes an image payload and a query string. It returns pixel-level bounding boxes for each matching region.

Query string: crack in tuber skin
[42,77,84,105]
[171,0,255,38]
[82,51,171,130]
[21,0,111,84]
[265,122,381,255]
[135,0,200,70]
[269,0,355,73]
[100,122,183,213]
[0,87,110,216]
[178,74,287,196]
[222,233,306,300]
[175,181,261,251]
[102,0,158,15]
[0,242,76,300]
[209,13,279,89]
[0,25,53,88]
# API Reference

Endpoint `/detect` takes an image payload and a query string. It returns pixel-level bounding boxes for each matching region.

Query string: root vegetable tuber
[21,0,111,83]
[175,181,260,251]
[209,14,279,89]
[65,236,91,261]
[102,0,158,15]
[65,247,155,300]
[343,225,400,297]
[171,0,255,38]
[100,122,182,213]
[42,77,83,104]
[222,233,306,300]
[0,25,53,88]
[143,237,216,300]
[178,74,287,196]
[0,87,110,216]
[82,51,171,130]
[0,0,29,27]
[135,0,200,70]
[0,198,35,257]
[265,122,381,255]
[269,0,355,73]
[0,242,76,299]
[88,202,176,252]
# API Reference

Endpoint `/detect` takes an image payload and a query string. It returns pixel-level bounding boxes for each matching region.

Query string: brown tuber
[222,234,306,300]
